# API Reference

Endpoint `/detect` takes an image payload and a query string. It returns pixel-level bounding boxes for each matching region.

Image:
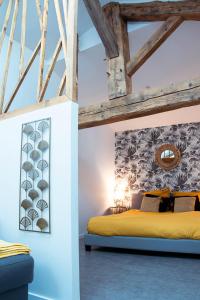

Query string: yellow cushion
[144,187,170,198]
[173,191,200,200]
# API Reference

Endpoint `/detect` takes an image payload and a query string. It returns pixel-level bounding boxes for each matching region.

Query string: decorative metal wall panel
[19,118,51,233]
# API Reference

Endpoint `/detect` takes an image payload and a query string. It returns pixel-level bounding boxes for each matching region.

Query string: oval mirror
[155,144,181,171]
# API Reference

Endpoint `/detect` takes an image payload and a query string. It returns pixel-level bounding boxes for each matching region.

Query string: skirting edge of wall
[29,292,53,300]
[79,233,86,239]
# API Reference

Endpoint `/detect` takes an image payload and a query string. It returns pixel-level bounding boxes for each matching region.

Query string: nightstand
[109,206,128,214]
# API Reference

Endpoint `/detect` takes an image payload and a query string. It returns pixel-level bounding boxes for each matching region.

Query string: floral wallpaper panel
[115,122,200,193]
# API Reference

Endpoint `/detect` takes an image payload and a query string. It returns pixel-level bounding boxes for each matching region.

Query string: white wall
[79,125,115,235]
[0,102,79,300]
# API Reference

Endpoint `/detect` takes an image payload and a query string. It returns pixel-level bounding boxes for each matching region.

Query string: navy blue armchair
[0,254,34,300]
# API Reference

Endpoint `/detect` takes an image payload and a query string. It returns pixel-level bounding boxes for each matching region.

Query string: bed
[84,210,200,254]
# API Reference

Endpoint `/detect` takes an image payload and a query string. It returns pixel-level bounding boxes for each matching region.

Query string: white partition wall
[0,101,79,300]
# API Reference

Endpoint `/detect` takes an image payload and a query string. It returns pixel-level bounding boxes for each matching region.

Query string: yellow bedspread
[0,240,30,259]
[87,210,200,240]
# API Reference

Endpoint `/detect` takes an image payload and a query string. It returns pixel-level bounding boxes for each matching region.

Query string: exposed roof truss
[80,0,200,129]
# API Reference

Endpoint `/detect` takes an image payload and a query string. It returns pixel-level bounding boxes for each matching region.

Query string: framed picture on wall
[19,118,51,233]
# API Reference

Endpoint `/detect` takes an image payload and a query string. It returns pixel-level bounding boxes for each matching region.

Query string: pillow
[145,193,173,212]
[140,196,161,212]
[144,187,170,198]
[131,191,143,209]
[174,195,200,211]
[174,197,196,212]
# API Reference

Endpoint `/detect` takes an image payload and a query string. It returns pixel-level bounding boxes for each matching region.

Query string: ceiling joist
[79,77,200,129]
[83,0,119,58]
[119,1,200,21]
[81,0,200,128]
[127,16,183,77]
[104,3,132,99]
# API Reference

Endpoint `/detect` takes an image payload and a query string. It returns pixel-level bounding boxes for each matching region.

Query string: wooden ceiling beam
[118,1,200,21]
[104,3,132,99]
[79,77,200,129]
[127,16,183,77]
[83,0,119,58]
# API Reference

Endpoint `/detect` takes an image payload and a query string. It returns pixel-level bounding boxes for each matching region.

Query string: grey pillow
[132,191,143,209]
[140,196,161,212]
[174,197,196,212]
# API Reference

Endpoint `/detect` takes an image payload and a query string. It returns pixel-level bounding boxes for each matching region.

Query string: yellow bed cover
[88,210,200,240]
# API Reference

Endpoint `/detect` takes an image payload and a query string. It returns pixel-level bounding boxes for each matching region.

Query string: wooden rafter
[37,0,49,101]
[83,0,119,58]
[4,40,41,113]
[119,1,200,21]
[79,77,200,129]
[35,0,43,30]
[19,0,27,78]
[66,0,78,101]
[54,0,68,93]
[57,72,66,96]
[0,0,13,57]
[62,0,68,31]
[127,16,183,77]
[104,3,132,99]
[0,0,19,113]
[0,0,78,114]
[39,39,62,102]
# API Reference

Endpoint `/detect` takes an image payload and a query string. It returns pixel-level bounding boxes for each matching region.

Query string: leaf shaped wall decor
[28,189,39,201]
[21,180,32,191]
[28,169,39,180]
[30,131,41,142]
[22,161,33,172]
[28,209,39,221]
[30,150,40,161]
[38,140,49,152]
[20,217,31,229]
[20,118,51,233]
[36,218,48,231]
[21,199,32,210]
[37,180,48,191]
[23,125,34,135]
[38,121,49,132]
[36,200,48,212]
[37,160,48,171]
[22,143,33,153]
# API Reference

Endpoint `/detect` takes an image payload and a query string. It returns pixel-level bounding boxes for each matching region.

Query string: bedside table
[109,206,128,214]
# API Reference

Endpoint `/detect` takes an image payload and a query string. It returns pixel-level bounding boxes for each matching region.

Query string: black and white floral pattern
[115,122,200,192]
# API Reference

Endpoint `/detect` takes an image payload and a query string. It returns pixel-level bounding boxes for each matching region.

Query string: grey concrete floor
[80,240,200,300]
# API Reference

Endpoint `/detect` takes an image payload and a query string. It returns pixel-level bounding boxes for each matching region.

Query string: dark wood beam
[118,1,200,21]
[127,16,183,77]
[104,3,132,99]
[83,0,119,58]
[79,77,200,129]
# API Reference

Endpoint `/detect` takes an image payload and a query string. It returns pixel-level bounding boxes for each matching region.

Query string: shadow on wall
[79,125,115,235]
